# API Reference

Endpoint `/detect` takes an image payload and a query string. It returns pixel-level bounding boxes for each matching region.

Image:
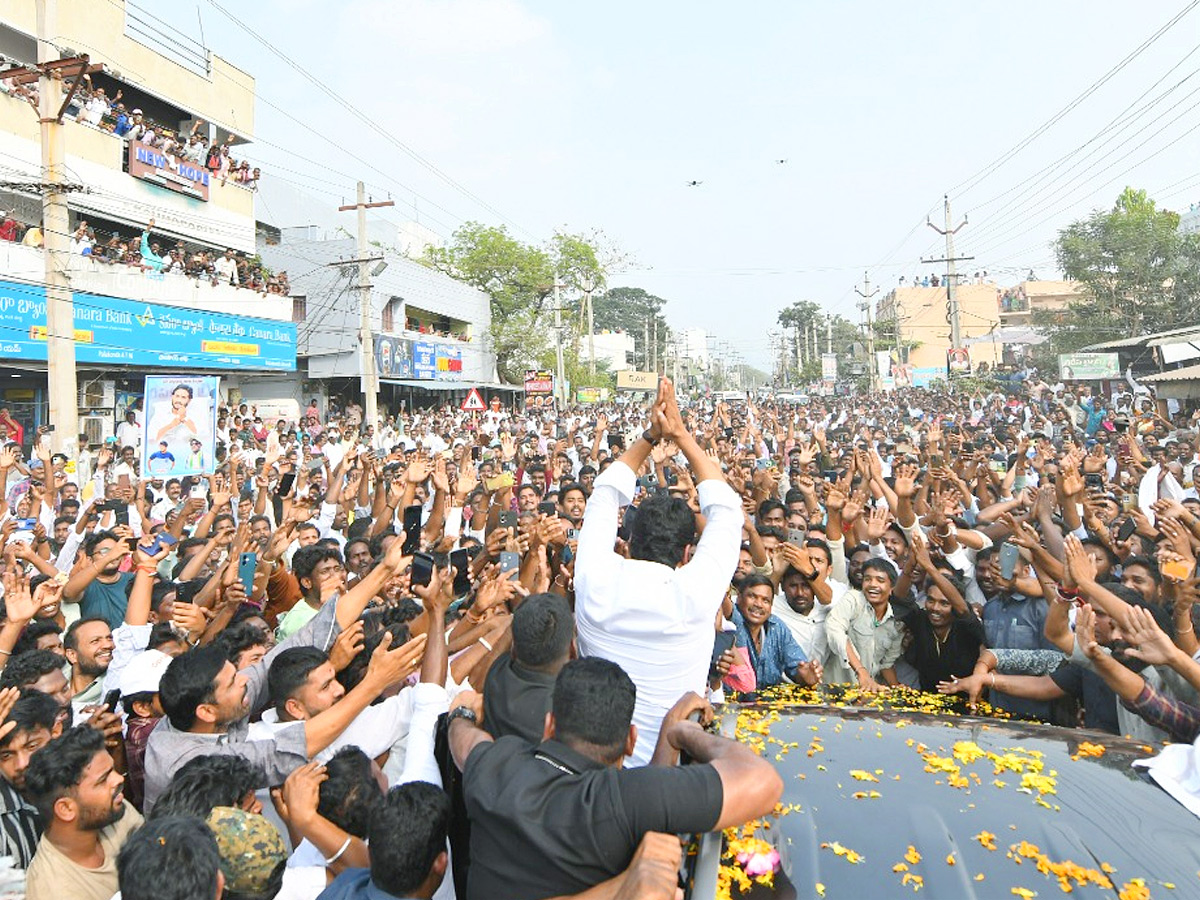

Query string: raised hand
[864,504,889,543]
[365,631,428,688]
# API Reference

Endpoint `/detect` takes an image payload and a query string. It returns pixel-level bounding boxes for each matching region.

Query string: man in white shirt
[116,410,142,456]
[214,249,239,286]
[575,378,741,766]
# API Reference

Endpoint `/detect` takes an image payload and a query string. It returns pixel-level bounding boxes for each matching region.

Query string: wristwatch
[641,429,658,446]
[447,705,478,726]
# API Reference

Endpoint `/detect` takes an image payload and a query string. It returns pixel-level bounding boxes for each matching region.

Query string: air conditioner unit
[80,415,111,446]
[78,380,115,411]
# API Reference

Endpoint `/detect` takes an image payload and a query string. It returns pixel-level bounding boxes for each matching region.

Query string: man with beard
[24,725,142,900]
[0,691,61,868]
[64,619,114,721]
[63,531,135,628]
[558,482,587,528]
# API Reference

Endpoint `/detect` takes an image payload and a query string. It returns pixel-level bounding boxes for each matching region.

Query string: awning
[379,378,523,392]
[962,326,1048,347]
[1140,363,1200,400]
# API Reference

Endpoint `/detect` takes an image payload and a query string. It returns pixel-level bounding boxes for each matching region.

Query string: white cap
[118,649,173,697]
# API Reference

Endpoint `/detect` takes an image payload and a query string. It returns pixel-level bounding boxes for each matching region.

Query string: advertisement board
[576,388,609,403]
[412,341,464,380]
[524,370,554,394]
[1058,352,1120,381]
[616,370,656,391]
[128,140,210,201]
[0,279,296,370]
[821,353,838,383]
[141,375,220,477]
[374,336,413,378]
[947,347,971,374]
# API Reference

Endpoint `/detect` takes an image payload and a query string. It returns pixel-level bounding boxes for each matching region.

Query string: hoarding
[1058,352,1120,381]
[0,279,296,370]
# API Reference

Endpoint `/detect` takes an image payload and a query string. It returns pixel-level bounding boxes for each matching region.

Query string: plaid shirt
[1125,682,1200,744]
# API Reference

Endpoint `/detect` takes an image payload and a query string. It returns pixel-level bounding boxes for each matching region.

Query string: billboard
[374,336,413,378]
[524,370,554,394]
[0,279,296,370]
[141,375,220,477]
[128,140,210,201]
[1059,352,1119,381]
[413,341,463,380]
[821,353,838,382]
[616,370,656,391]
[947,347,971,374]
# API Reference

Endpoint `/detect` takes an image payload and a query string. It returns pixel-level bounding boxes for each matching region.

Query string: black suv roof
[688,687,1199,899]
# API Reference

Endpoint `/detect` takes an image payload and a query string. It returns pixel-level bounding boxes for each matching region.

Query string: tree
[423,223,554,383]
[592,286,668,369]
[1050,187,1200,347]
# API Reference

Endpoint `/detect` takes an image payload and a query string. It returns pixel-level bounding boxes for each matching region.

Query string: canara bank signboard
[0,279,296,370]
[128,140,211,201]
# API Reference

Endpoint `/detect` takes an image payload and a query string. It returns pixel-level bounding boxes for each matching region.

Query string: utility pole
[553,281,566,405]
[651,318,658,374]
[855,271,879,392]
[923,194,973,358]
[643,319,650,371]
[826,316,832,354]
[338,182,393,432]
[584,283,596,378]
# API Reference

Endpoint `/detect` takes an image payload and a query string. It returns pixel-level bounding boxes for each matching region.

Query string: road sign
[461,388,486,412]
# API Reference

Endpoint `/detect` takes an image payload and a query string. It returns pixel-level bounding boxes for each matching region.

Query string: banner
[821,353,838,383]
[128,140,210,201]
[1059,352,1119,381]
[141,376,220,477]
[947,347,971,374]
[524,370,554,394]
[576,387,609,403]
[615,370,656,391]
[0,279,295,370]
[412,341,464,380]
[375,336,413,378]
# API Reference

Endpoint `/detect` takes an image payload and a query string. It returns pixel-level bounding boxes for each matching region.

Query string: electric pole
[923,194,973,357]
[584,282,596,378]
[38,0,76,451]
[826,316,832,354]
[338,182,393,432]
[553,281,566,405]
[855,271,879,392]
[651,318,658,374]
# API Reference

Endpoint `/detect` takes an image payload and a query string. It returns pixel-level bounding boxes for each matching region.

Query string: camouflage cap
[205,806,286,894]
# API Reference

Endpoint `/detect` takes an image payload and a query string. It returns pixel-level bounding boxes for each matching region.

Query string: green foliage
[1052,187,1200,343]
[592,286,668,368]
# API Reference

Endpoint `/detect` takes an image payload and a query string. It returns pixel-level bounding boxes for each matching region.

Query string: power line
[947,0,1200,198]
[202,0,534,239]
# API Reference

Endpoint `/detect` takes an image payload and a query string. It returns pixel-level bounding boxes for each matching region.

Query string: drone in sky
[685,180,703,187]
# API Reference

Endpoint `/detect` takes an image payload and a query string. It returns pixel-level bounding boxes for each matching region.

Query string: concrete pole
[586,288,595,378]
[37,0,77,452]
[354,182,377,431]
[553,281,566,405]
[943,195,963,352]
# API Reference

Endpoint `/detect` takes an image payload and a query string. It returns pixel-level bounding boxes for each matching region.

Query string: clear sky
[145,0,1200,370]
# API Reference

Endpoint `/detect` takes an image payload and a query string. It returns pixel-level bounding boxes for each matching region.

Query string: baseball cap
[118,649,173,697]
[206,807,286,894]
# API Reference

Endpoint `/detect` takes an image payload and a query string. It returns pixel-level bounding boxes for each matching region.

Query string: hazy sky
[144,0,1200,369]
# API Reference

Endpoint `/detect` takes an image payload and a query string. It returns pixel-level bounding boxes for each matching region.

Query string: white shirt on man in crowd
[574,459,742,766]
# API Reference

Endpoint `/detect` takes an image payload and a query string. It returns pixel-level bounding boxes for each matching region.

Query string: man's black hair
[804,538,832,565]
[755,524,786,542]
[83,529,120,557]
[318,746,382,839]
[248,514,271,529]
[511,592,573,671]
[738,573,775,595]
[368,782,450,897]
[158,645,228,731]
[118,815,221,900]
[148,754,265,820]
[1081,537,1120,569]
[146,621,182,652]
[0,649,66,692]
[64,616,110,654]
[11,620,62,658]
[149,581,175,614]
[212,621,269,666]
[295,521,320,536]
[24,725,105,819]
[551,657,636,765]
[783,488,806,507]
[1122,555,1162,584]
[757,498,785,520]
[861,557,898,584]
[0,689,59,749]
[627,491,696,569]
[267,646,328,717]
[559,482,587,503]
[291,545,344,595]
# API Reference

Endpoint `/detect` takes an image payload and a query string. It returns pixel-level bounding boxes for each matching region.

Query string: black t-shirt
[482,653,555,745]
[1049,662,1120,735]
[901,607,986,692]
[463,737,723,900]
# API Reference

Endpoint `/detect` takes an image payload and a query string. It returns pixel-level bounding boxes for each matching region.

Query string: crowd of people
[0,71,261,190]
[0,211,289,296]
[0,375,1195,898]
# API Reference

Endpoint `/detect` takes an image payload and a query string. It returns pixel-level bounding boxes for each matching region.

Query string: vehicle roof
[691,688,1199,899]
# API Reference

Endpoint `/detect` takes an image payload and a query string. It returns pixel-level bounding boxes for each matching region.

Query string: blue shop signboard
[0,279,296,370]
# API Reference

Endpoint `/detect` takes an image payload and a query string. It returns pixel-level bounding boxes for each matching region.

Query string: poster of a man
[141,376,219,477]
